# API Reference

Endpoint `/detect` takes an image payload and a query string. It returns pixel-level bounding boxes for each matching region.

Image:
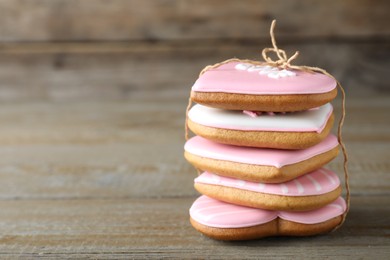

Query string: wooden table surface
[0,1,389,258]
[0,94,388,258]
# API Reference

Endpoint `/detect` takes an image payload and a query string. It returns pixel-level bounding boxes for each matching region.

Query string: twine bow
[186,20,350,232]
[261,20,300,69]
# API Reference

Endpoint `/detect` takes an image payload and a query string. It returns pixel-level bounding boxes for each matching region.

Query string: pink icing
[195,168,340,197]
[242,111,287,117]
[243,110,259,117]
[190,195,276,228]
[184,135,339,168]
[190,195,346,228]
[192,61,337,95]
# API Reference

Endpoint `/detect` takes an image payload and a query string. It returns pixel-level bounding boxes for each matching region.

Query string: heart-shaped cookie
[194,169,341,211]
[187,103,334,149]
[185,135,339,183]
[190,195,346,240]
[191,61,337,112]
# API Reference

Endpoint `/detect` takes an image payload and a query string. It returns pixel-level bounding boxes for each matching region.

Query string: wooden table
[0,94,388,258]
[0,1,389,257]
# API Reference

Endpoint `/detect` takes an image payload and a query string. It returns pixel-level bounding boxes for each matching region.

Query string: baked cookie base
[194,183,342,211]
[190,215,342,241]
[185,146,339,183]
[190,88,338,112]
[187,113,334,150]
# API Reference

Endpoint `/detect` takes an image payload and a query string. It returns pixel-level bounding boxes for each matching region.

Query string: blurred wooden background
[0,0,389,258]
[0,0,389,100]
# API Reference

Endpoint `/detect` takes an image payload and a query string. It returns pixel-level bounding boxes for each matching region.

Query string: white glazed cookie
[187,104,335,149]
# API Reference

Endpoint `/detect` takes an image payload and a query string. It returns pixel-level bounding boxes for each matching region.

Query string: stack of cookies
[184,60,347,240]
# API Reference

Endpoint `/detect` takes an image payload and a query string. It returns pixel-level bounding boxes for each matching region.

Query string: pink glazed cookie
[194,169,341,211]
[187,103,335,149]
[190,195,346,240]
[184,135,339,183]
[191,61,337,112]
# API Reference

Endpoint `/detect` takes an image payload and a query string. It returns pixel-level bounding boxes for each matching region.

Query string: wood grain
[0,96,388,200]
[0,1,388,257]
[0,41,388,101]
[0,1,388,100]
[0,0,389,42]
[0,196,388,258]
[0,96,387,257]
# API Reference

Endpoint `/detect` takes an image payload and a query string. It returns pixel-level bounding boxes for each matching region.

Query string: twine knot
[261,20,299,70]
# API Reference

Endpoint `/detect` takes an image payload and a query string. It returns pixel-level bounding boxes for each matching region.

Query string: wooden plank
[0,76,385,256]
[0,42,388,101]
[0,0,389,42]
[0,196,388,258]
[0,97,388,199]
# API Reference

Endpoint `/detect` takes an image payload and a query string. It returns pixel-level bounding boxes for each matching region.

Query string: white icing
[211,174,221,183]
[235,63,296,79]
[188,103,333,133]
[281,184,289,194]
[194,205,230,216]
[258,183,266,190]
[195,170,340,197]
[319,169,336,185]
[306,175,322,191]
[237,180,246,187]
[294,179,305,194]
[204,209,261,222]
[328,203,344,210]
